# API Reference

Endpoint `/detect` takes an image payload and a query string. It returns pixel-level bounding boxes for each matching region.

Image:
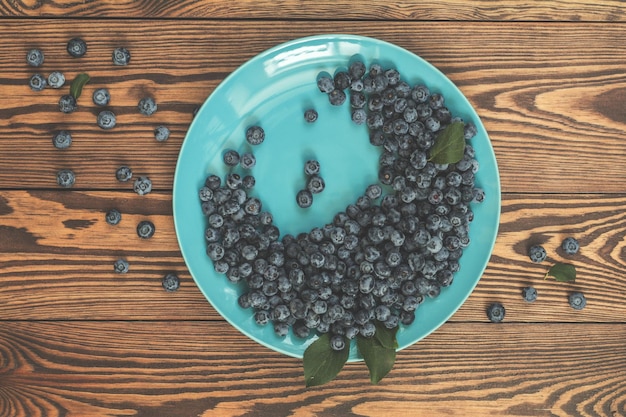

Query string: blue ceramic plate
[173,34,500,361]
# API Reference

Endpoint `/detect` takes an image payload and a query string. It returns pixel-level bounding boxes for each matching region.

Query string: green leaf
[373,322,399,350]
[70,73,90,99]
[428,121,466,164]
[356,325,399,384]
[303,334,349,387]
[544,263,576,282]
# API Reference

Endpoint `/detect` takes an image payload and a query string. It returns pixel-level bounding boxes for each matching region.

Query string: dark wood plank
[1,0,626,21]
[1,190,624,321]
[0,321,624,416]
[2,20,626,193]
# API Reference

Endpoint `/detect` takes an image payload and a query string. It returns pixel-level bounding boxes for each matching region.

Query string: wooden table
[1,1,625,416]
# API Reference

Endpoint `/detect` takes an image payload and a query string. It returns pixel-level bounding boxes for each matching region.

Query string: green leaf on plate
[356,324,399,384]
[544,262,576,282]
[70,72,90,99]
[428,121,466,164]
[303,334,349,387]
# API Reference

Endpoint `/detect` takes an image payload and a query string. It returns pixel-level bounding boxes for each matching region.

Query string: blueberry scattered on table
[561,237,579,255]
[133,176,152,195]
[105,209,122,225]
[47,71,65,89]
[136,220,155,239]
[93,88,111,106]
[522,286,537,303]
[29,74,46,91]
[97,110,117,129]
[154,125,170,142]
[59,95,77,113]
[116,166,133,182]
[162,273,181,292]
[56,169,75,188]
[528,245,547,263]
[568,292,586,310]
[26,48,44,67]
[66,37,87,58]
[52,130,72,149]
[114,258,129,273]
[112,47,131,66]
[487,303,505,322]
[138,96,157,116]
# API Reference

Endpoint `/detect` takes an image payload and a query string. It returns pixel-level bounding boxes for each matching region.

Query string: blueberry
[528,245,547,263]
[307,175,325,194]
[429,93,445,109]
[568,292,586,310]
[52,130,72,149]
[59,95,77,113]
[304,109,318,123]
[365,184,382,200]
[137,220,155,239]
[411,84,430,103]
[112,47,131,66]
[329,335,346,351]
[105,209,122,225]
[350,91,366,108]
[347,60,365,79]
[138,97,157,116]
[243,197,262,215]
[116,166,133,182]
[47,71,65,89]
[67,38,87,57]
[242,175,256,189]
[317,75,334,93]
[351,109,367,125]
[304,160,320,176]
[522,286,537,303]
[162,273,180,292]
[562,237,579,255]
[486,303,505,323]
[92,88,111,106]
[97,110,117,129]
[26,48,44,67]
[360,322,376,338]
[296,189,313,208]
[56,169,75,188]
[222,149,240,166]
[246,125,265,145]
[29,74,47,91]
[464,122,478,140]
[240,152,256,169]
[133,176,152,195]
[328,89,346,106]
[114,259,129,273]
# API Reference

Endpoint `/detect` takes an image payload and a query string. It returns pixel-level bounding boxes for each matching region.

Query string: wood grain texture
[1,20,626,193]
[1,190,625,321]
[0,321,624,417]
[1,0,626,22]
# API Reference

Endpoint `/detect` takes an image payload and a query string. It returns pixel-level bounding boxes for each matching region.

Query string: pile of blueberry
[199,58,485,350]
